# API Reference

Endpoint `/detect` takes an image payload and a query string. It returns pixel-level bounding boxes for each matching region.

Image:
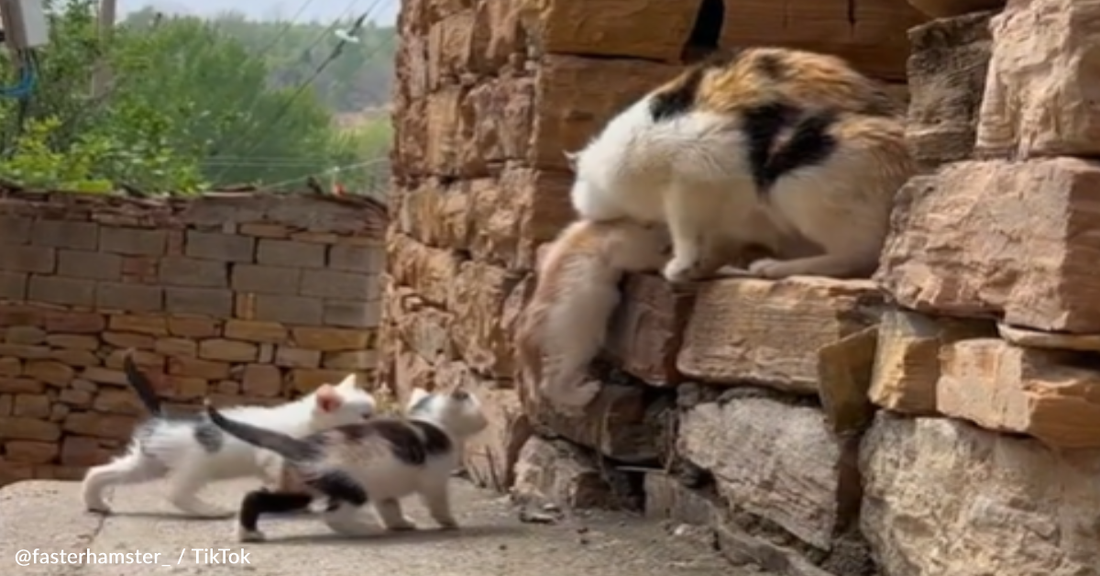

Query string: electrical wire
[253,156,389,191]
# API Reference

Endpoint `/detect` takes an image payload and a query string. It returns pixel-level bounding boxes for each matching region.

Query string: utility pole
[90,0,116,98]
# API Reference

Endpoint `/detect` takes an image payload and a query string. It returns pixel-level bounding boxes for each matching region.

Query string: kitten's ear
[336,373,358,390]
[314,384,344,413]
[407,387,430,411]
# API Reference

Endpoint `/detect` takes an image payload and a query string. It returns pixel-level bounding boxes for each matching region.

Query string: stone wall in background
[0,190,387,486]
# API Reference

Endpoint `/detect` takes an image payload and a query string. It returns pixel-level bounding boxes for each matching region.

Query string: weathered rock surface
[643,471,718,526]
[938,338,1100,448]
[869,309,996,415]
[861,412,1100,576]
[677,278,883,394]
[512,436,633,510]
[906,10,994,169]
[678,394,856,551]
[977,0,1100,159]
[519,376,670,464]
[876,159,1100,333]
[998,322,1100,353]
[907,0,1004,18]
[602,274,691,386]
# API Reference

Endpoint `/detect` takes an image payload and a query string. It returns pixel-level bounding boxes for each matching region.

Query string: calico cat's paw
[238,526,266,543]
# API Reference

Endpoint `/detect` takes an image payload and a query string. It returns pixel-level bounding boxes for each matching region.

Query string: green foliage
[0,0,395,195]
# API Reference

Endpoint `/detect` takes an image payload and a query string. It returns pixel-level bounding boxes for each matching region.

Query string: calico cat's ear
[314,384,344,413]
[335,373,358,390]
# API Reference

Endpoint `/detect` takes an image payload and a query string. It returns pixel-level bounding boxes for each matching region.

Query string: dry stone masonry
[382,0,1100,575]
[0,190,386,486]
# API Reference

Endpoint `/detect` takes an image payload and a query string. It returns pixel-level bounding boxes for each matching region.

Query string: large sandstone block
[513,436,634,510]
[677,278,883,394]
[720,0,927,81]
[876,160,1100,333]
[938,338,1100,448]
[678,394,859,551]
[468,167,574,270]
[602,274,691,386]
[869,309,995,415]
[861,413,1100,576]
[448,261,525,379]
[386,233,461,307]
[534,56,681,171]
[976,0,1100,159]
[526,0,703,63]
[518,375,669,464]
[905,11,994,170]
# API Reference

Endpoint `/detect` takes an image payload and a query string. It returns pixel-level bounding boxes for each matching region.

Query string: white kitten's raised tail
[81,350,377,518]
[204,385,489,542]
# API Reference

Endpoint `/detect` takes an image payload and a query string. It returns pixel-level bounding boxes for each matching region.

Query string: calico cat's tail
[203,400,319,462]
[123,349,163,416]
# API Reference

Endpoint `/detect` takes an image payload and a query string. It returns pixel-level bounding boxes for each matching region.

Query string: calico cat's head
[405,385,489,440]
[306,374,377,429]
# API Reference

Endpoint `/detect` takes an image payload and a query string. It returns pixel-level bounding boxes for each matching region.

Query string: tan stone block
[215,380,240,395]
[861,413,1100,576]
[102,331,155,350]
[905,11,994,169]
[0,357,20,377]
[387,233,462,306]
[154,337,197,357]
[603,274,690,385]
[290,327,373,352]
[997,322,1100,352]
[876,160,1100,333]
[49,348,100,367]
[533,56,680,171]
[677,277,883,393]
[395,180,471,251]
[0,394,9,415]
[167,316,220,338]
[108,313,169,336]
[60,436,111,467]
[976,0,1100,159]
[643,471,718,526]
[513,436,633,510]
[869,310,995,414]
[239,222,291,238]
[23,360,75,387]
[387,338,435,403]
[0,417,61,441]
[466,78,535,170]
[168,356,230,380]
[938,338,1100,448]
[81,367,128,386]
[58,388,93,407]
[63,412,137,440]
[198,338,257,363]
[389,290,455,366]
[719,0,924,81]
[224,319,288,344]
[92,388,144,415]
[241,364,283,397]
[817,325,879,435]
[468,168,575,270]
[6,325,46,344]
[12,394,50,418]
[103,349,162,371]
[45,334,99,350]
[168,376,208,400]
[678,394,858,551]
[424,86,474,177]
[0,377,41,394]
[274,346,321,369]
[519,374,669,463]
[426,11,475,90]
[533,0,702,62]
[322,351,378,371]
[4,440,58,464]
[0,459,34,486]
[0,343,50,359]
[44,311,105,333]
[449,261,521,379]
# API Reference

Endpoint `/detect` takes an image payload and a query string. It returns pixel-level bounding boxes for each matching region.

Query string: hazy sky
[118,0,400,26]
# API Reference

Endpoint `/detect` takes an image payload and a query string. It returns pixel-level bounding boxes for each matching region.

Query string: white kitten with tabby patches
[205,385,489,542]
[516,218,670,411]
[81,351,377,518]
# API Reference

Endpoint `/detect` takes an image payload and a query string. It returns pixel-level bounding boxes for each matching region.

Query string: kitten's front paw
[238,526,266,543]
[385,517,418,532]
[546,380,600,413]
[435,517,459,530]
[662,257,700,284]
[86,504,112,515]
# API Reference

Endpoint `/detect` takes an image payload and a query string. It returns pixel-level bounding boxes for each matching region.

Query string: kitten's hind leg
[237,489,313,543]
[166,467,233,518]
[374,498,417,531]
[82,450,167,514]
[322,502,376,536]
[419,476,458,530]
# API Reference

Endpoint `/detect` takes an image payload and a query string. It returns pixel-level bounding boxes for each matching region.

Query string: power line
[254,157,389,190]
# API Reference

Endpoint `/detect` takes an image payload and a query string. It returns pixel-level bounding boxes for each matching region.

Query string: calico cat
[203,385,489,542]
[81,350,377,518]
[515,218,670,410]
[566,46,914,283]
